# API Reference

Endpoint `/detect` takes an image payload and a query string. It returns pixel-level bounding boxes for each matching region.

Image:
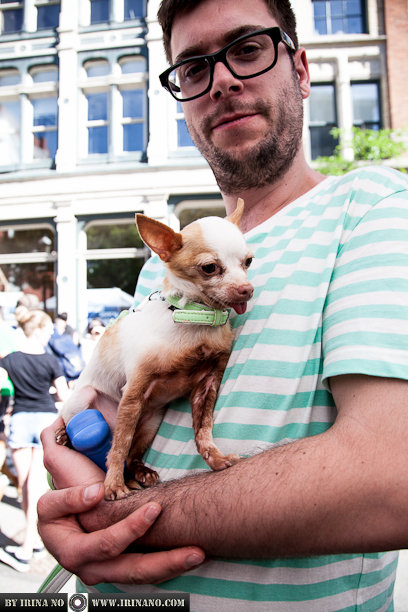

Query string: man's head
[158,0,309,196]
[158,0,298,64]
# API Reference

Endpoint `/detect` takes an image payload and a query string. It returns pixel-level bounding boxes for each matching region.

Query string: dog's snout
[237,284,254,299]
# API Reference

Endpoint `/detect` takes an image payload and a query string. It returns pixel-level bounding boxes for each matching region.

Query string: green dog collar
[165,295,230,327]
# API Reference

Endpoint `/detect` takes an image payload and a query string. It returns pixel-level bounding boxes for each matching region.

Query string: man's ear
[294,48,310,99]
[135,214,183,262]
[226,198,244,228]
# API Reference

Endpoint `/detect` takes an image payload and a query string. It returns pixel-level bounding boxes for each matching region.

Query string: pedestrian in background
[0,305,69,572]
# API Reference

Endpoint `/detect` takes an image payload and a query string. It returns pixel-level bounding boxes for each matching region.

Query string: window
[0,62,58,169]
[351,82,381,130]
[176,101,194,147]
[313,0,366,36]
[36,1,60,30]
[84,221,149,324]
[91,0,110,24]
[32,97,58,159]
[309,83,338,159]
[86,92,109,154]
[0,225,56,318]
[124,0,144,20]
[0,100,20,165]
[81,55,147,160]
[0,1,23,35]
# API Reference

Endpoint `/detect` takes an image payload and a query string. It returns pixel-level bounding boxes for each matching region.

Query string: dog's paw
[104,482,138,501]
[55,425,68,446]
[126,462,159,488]
[203,448,241,471]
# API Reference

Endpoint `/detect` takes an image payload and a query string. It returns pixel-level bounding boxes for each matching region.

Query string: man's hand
[37,482,206,586]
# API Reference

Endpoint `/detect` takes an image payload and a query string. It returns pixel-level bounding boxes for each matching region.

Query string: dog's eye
[245,258,253,268]
[201,263,217,275]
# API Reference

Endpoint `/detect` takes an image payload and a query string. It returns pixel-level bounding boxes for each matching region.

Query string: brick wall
[384,0,408,128]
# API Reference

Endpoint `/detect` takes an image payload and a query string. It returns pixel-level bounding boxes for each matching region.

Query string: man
[38,0,408,609]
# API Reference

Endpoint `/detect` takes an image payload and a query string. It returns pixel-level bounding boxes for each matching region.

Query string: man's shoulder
[326,165,408,195]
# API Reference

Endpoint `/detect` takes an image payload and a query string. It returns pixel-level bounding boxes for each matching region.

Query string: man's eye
[181,61,208,83]
[201,263,217,275]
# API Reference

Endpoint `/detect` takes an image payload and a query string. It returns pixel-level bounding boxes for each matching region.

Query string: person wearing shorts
[0,305,69,573]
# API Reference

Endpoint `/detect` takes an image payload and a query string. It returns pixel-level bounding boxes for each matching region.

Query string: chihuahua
[56,198,254,500]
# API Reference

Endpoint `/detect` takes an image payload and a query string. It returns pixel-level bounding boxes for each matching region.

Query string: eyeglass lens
[168,32,277,101]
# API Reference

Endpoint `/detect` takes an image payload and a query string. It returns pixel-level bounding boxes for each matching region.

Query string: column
[54,202,78,328]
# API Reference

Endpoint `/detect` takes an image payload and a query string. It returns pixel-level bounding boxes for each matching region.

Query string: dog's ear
[226,198,244,228]
[135,214,183,262]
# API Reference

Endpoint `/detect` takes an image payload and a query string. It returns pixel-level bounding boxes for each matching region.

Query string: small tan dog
[56,199,253,500]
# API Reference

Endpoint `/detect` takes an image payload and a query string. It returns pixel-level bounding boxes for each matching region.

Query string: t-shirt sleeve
[322,189,408,385]
[49,354,64,380]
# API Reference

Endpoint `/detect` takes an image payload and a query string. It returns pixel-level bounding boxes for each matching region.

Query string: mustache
[200,99,272,138]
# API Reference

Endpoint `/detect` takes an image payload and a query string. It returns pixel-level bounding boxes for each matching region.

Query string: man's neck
[223,156,326,233]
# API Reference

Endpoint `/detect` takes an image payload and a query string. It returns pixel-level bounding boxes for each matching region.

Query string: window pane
[0,101,20,165]
[314,19,327,35]
[0,227,55,255]
[347,0,362,15]
[0,73,20,86]
[37,4,60,30]
[87,258,143,296]
[331,17,345,33]
[32,98,58,127]
[86,62,109,77]
[86,224,144,249]
[32,69,58,83]
[0,261,55,306]
[3,8,23,32]
[121,57,146,74]
[352,83,380,124]
[122,89,143,119]
[347,16,363,33]
[123,123,143,151]
[124,0,144,20]
[177,119,194,147]
[87,92,108,121]
[313,1,326,17]
[309,85,336,122]
[310,125,338,159]
[330,1,343,17]
[88,125,108,154]
[91,0,109,23]
[34,130,58,159]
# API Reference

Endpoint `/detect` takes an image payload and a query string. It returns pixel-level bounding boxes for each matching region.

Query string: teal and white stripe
[88,167,408,611]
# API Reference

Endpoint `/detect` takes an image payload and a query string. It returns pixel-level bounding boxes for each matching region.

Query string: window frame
[351,79,382,130]
[308,81,339,160]
[312,0,368,36]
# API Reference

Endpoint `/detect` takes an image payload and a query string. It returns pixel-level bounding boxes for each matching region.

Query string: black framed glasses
[159,27,296,102]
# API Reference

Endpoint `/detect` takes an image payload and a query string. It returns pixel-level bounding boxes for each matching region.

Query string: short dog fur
[56,198,254,500]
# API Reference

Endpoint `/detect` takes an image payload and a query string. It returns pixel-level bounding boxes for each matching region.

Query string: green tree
[315,127,407,176]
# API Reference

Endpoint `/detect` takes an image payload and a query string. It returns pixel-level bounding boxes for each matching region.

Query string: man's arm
[42,374,408,563]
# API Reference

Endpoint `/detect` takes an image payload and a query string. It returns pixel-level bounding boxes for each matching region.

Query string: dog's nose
[237,284,254,299]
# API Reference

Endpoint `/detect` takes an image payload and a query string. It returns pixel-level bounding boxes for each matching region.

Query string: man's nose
[209,61,244,101]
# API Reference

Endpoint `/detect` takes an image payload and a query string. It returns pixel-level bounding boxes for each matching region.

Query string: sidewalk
[1,477,408,607]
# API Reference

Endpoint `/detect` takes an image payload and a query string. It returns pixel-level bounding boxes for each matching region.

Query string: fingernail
[84,483,101,501]
[144,504,161,524]
[185,553,205,569]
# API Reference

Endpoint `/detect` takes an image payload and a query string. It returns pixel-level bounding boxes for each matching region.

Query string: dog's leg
[191,354,241,472]
[104,383,147,501]
[125,407,166,489]
[55,385,98,446]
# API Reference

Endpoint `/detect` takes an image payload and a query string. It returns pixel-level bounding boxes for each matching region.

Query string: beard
[185,68,304,195]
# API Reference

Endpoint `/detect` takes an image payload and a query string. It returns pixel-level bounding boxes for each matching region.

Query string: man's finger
[37,483,105,523]
[74,547,206,586]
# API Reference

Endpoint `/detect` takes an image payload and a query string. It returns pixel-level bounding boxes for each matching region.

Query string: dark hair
[56,312,68,322]
[157,0,299,64]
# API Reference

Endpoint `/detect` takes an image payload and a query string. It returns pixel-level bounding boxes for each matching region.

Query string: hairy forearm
[79,418,408,559]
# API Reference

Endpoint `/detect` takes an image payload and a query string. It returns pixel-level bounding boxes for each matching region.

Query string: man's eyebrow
[174,25,267,64]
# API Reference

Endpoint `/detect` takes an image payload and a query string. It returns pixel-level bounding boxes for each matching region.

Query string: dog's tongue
[231,303,247,315]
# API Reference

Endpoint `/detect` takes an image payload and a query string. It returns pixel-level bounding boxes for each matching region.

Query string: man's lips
[211,112,258,131]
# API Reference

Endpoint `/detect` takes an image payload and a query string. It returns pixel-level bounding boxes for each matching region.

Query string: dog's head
[136,199,254,314]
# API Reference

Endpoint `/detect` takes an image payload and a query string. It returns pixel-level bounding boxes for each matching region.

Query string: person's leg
[22,446,49,556]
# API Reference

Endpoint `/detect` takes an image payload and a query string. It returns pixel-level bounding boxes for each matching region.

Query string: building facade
[0,0,405,334]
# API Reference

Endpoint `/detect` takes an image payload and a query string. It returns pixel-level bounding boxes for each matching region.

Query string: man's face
[170,0,307,194]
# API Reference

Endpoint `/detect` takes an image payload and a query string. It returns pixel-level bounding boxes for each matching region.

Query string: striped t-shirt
[87,167,408,611]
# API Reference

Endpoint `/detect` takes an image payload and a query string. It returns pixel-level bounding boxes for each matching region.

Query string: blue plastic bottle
[66,409,112,472]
